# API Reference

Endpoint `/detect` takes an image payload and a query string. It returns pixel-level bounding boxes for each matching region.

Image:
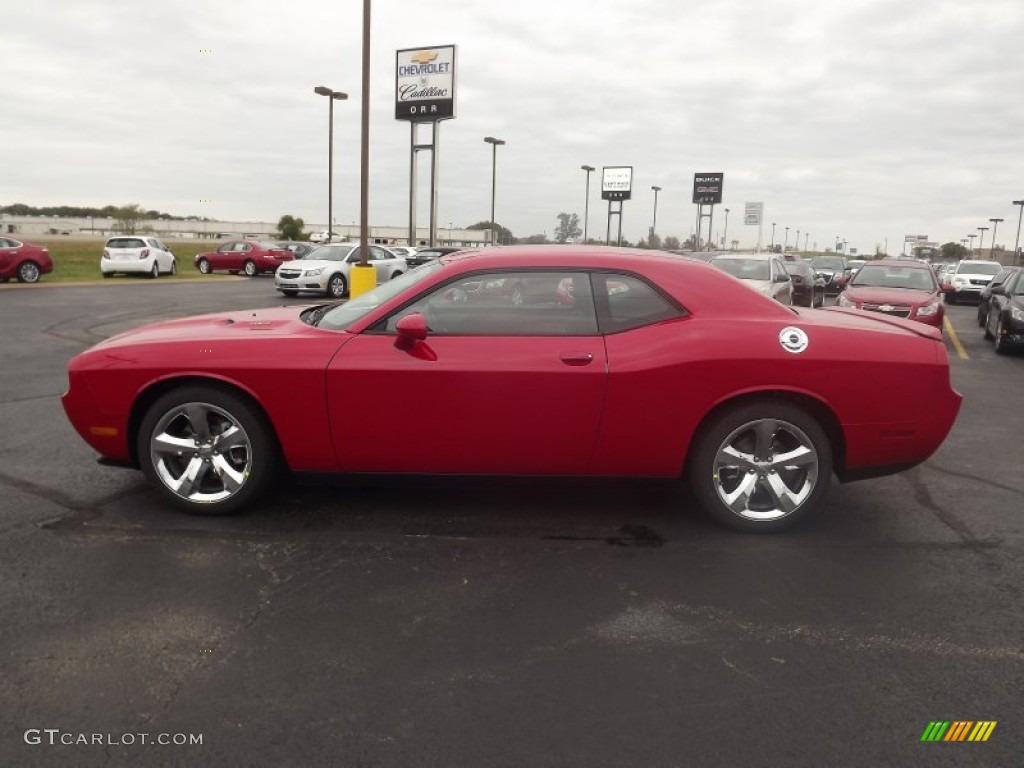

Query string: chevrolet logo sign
[879,304,894,312]
[410,51,439,64]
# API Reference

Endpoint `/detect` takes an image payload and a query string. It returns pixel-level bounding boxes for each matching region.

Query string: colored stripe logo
[921,721,997,742]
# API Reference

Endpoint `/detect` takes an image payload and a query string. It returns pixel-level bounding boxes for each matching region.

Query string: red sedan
[837,260,946,328]
[63,247,961,532]
[0,237,54,283]
[194,240,293,276]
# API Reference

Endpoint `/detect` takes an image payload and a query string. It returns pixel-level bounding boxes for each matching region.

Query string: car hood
[952,272,995,281]
[91,307,324,349]
[278,259,349,272]
[844,287,937,306]
[809,306,942,341]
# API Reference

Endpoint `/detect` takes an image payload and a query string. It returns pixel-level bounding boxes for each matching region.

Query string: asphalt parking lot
[1,278,1022,767]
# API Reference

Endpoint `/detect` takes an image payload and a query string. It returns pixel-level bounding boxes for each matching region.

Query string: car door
[0,238,13,273]
[771,259,791,304]
[368,245,393,281]
[326,270,607,474]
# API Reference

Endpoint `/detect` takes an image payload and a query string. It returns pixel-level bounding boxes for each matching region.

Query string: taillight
[102,249,110,260]
[139,248,150,260]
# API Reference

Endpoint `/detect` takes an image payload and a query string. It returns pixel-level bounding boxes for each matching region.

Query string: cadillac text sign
[601,166,633,201]
[395,45,457,122]
[693,173,724,204]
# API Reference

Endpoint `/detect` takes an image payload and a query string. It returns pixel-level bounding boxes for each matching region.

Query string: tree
[939,241,969,262]
[112,204,144,234]
[277,215,306,241]
[553,212,582,244]
[663,236,681,250]
[518,233,549,244]
[647,233,662,250]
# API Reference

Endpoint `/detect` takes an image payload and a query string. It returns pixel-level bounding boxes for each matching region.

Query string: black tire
[984,308,995,340]
[137,385,280,516]
[243,260,257,277]
[17,260,42,283]
[170,260,177,276]
[993,316,1008,355]
[198,258,211,274]
[327,273,347,298]
[390,271,403,281]
[102,272,113,278]
[149,262,160,279]
[280,290,299,297]
[687,400,833,533]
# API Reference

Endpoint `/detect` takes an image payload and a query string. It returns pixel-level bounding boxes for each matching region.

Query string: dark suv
[810,255,849,295]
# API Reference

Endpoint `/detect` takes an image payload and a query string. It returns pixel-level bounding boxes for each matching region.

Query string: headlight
[916,300,940,317]
[838,293,854,307]
[1012,307,1024,322]
[304,268,325,277]
[953,277,967,286]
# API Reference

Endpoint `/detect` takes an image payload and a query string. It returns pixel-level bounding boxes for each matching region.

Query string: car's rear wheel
[327,273,347,298]
[137,385,279,515]
[170,260,177,276]
[687,401,832,532]
[149,262,160,279]
[280,290,299,297]
[243,260,257,277]
[390,271,403,280]
[198,258,211,274]
[17,261,41,283]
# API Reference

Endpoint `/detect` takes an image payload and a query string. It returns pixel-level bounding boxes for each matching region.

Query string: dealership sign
[395,45,457,122]
[693,173,724,204]
[744,201,763,225]
[601,166,633,201]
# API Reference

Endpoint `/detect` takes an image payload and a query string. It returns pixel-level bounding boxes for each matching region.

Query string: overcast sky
[4,0,1024,252]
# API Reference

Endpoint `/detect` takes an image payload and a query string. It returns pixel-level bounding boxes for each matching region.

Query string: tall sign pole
[396,44,457,247]
[744,202,763,252]
[693,172,724,252]
[601,166,632,246]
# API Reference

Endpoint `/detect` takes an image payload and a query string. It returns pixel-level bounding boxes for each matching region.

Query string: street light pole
[795,229,801,254]
[484,136,505,246]
[967,233,976,253]
[804,232,809,254]
[313,86,348,241]
[978,226,989,257]
[784,226,789,252]
[770,222,777,250]
[581,165,594,244]
[723,207,730,250]
[650,185,662,239]
[1013,200,1024,265]
[989,218,1004,261]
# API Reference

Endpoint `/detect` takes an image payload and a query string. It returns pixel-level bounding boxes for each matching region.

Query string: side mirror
[774,272,790,283]
[989,285,1005,296]
[394,312,428,349]
[940,283,953,293]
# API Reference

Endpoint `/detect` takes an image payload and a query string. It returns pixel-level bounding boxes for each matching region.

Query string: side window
[380,271,598,336]
[218,243,233,253]
[595,273,685,334]
[369,246,388,261]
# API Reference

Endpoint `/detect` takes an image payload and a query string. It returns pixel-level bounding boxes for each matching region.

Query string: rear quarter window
[594,273,686,334]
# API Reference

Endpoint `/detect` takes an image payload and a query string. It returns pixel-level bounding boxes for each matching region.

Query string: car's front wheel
[149,262,160,279]
[137,385,279,515]
[984,308,996,340]
[243,260,257,277]
[687,401,832,532]
[198,258,211,274]
[993,315,1009,355]
[17,261,42,283]
[327,273,347,298]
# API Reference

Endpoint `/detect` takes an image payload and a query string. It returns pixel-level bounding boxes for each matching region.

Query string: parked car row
[980,266,1023,354]
[708,252,825,307]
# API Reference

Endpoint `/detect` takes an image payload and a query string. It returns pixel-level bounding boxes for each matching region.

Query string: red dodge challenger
[63,247,962,532]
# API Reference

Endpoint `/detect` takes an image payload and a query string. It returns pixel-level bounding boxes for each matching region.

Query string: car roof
[874,259,933,269]
[709,252,777,261]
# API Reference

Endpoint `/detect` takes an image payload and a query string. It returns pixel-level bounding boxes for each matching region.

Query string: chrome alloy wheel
[712,418,818,521]
[150,402,252,503]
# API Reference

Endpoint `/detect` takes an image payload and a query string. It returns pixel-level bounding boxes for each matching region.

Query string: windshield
[316,261,444,331]
[852,265,937,291]
[811,257,844,270]
[957,262,1001,276]
[711,258,770,281]
[304,245,352,261]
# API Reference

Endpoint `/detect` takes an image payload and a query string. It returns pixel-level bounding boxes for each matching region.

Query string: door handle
[559,351,594,366]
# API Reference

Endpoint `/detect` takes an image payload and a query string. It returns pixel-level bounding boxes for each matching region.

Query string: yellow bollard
[348,264,377,298]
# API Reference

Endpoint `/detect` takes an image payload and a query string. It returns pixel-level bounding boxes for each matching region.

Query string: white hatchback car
[275,244,408,298]
[101,236,177,278]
